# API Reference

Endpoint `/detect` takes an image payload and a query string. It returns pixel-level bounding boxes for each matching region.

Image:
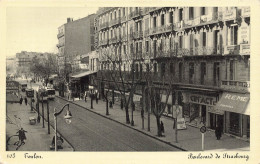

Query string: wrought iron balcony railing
[221,80,250,92]
[100,22,109,30]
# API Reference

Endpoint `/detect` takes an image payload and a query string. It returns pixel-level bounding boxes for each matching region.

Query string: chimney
[67,18,73,23]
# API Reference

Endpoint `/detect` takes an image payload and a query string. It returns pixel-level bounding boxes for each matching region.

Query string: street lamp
[53,103,72,151]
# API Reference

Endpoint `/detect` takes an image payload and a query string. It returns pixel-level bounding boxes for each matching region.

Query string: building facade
[95,7,250,139]
[57,14,96,75]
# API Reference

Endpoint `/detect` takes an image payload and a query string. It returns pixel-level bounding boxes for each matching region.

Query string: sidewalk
[59,96,250,151]
[6,102,74,151]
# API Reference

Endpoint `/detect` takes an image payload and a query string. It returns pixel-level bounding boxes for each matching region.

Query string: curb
[28,101,75,151]
[57,96,187,151]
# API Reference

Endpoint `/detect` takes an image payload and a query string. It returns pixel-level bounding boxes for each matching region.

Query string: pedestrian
[19,96,23,105]
[120,99,124,110]
[84,90,88,102]
[24,97,28,106]
[109,100,113,108]
[96,91,99,104]
[17,128,27,145]
[161,121,165,133]
[215,124,222,140]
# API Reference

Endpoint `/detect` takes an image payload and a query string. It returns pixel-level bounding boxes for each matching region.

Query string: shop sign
[189,94,217,106]
[208,106,224,115]
[6,81,19,90]
[240,23,249,44]
[240,44,250,55]
[223,9,237,20]
[177,118,187,130]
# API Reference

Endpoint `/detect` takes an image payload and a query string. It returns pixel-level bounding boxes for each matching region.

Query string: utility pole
[47,100,50,134]
[42,95,45,128]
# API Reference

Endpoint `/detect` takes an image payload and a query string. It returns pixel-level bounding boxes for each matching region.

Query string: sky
[6,7,98,57]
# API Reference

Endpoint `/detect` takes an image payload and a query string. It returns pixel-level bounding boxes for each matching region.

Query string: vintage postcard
[1,0,259,164]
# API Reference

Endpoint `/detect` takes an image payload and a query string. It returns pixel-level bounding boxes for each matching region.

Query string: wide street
[17,79,180,151]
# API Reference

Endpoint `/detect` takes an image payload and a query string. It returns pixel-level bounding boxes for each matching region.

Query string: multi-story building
[95,7,250,139]
[57,14,96,75]
[15,51,56,77]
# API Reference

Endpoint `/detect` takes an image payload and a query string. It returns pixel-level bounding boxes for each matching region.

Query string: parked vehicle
[46,88,55,100]
[20,83,27,92]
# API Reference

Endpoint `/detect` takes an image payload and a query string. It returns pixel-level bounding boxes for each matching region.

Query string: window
[153,17,157,28]
[201,7,206,15]
[230,60,235,80]
[123,45,126,54]
[179,62,183,82]
[123,8,125,16]
[230,25,238,45]
[145,18,149,30]
[189,62,195,84]
[161,14,165,26]
[189,7,194,20]
[214,62,220,86]
[200,62,206,85]
[179,8,183,21]
[169,12,173,24]
[114,11,117,19]
[154,63,157,74]
[146,41,149,52]
[179,36,183,48]
[161,63,166,78]
[118,9,121,18]
[202,32,207,47]
[110,13,113,20]
[170,63,175,75]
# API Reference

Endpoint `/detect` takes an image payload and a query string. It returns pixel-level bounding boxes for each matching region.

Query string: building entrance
[210,113,223,132]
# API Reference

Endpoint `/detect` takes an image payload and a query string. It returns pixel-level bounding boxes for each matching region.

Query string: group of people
[84,90,100,104]
[19,96,28,105]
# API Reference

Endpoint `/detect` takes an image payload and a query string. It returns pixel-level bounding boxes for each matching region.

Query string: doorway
[210,113,223,132]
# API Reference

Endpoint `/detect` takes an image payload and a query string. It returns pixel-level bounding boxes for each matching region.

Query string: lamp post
[53,103,72,151]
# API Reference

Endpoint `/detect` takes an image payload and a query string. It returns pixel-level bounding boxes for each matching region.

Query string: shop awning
[71,71,97,78]
[215,92,250,115]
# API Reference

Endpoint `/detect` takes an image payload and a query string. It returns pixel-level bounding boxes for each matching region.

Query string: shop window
[189,62,194,84]
[229,112,240,136]
[123,8,125,16]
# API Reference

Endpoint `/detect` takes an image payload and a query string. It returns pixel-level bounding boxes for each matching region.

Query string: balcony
[221,80,250,92]
[110,37,117,44]
[109,18,121,27]
[100,22,109,30]
[57,32,64,38]
[223,8,237,21]
[129,9,143,19]
[121,16,127,23]
[121,35,127,42]
[99,39,109,46]
[242,7,250,18]
[144,29,149,37]
[182,12,223,29]
[240,44,250,55]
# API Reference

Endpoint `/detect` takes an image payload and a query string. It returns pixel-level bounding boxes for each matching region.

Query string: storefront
[215,92,250,138]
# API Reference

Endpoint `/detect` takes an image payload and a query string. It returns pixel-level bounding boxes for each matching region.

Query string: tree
[30,54,58,85]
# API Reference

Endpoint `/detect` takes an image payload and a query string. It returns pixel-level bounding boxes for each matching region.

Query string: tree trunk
[106,99,109,115]
[125,105,130,124]
[156,116,162,137]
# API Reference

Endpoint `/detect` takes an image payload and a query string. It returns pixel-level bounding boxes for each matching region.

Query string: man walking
[19,96,23,105]
[215,124,222,140]
[24,97,28,106]
[17,128,27,145]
